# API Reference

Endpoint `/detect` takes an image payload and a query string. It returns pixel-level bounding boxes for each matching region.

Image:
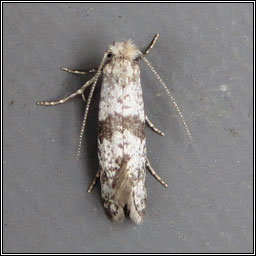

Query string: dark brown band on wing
[98,113,145,143]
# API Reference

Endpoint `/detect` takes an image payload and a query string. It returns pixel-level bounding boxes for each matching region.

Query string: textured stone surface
[3,2,253,253]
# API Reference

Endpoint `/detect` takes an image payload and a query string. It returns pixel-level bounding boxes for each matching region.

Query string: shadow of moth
[37,34,192,224]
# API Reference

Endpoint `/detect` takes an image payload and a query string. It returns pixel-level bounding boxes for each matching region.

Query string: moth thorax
[104,60,139,82]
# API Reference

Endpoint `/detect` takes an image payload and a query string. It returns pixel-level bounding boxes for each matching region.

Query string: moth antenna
[140,54,193,142]
[76,53,108,159]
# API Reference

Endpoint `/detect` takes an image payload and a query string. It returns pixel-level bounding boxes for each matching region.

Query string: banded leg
[36,76,96,106]
[146,115,164,136]
[61,67,97,75]
[136,33,159,61]
[87,170,100,193]
[146,158,168,188]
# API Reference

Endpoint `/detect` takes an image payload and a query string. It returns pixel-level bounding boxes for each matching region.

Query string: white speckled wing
[98,57,146,224]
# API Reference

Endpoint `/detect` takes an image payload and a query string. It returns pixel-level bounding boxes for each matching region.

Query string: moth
[37,34,192,224]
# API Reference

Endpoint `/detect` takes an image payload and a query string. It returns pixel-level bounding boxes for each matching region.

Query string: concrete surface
[3,2,253,253]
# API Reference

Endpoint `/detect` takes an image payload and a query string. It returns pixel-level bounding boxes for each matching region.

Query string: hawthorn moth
[37,34,192,224]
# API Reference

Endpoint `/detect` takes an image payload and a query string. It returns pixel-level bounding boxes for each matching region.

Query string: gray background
[3,2,253,253]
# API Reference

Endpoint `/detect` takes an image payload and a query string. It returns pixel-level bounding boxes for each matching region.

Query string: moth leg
[61,67,97,75]
[145,115,164,136]
[136,33,159,61]
[146,158,168,188]
[36,76,96,106]
[87,170,100,193]
[81,93,86,102]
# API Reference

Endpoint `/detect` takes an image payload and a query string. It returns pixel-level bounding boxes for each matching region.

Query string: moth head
[108,40,139,61]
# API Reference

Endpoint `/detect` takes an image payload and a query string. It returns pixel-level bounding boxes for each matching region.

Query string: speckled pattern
[3,3,253,253]
[98,41,146,224]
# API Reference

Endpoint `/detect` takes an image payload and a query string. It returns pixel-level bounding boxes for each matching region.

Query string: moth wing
[113,160,133,207]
